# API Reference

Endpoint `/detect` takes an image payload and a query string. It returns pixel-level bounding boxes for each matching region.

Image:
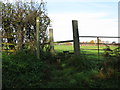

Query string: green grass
[54,45,74,52]
[54,45,118,55]
[2,46,120,88]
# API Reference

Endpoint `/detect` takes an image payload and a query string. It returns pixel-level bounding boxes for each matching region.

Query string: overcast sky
[3,0,119,42]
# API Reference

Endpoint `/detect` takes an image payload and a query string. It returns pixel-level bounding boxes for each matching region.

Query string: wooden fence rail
[1,20,120,57]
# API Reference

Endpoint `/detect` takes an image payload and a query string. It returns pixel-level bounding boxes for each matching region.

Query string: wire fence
[79,36,120,57]
[1,20,120,57]
[52,20,120,57]
[54,36,120,57]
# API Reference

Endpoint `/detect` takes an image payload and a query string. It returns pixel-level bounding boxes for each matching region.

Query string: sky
[46,0,119,43]
[2,0,119,43]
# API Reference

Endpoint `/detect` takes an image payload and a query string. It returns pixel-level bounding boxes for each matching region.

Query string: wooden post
[72,20,80,56]
[17,25,23,51]
[119,2,120,47]
[49,28,54,52]
[36,17,40,59]
[0,29,1,90]
[97,37,100,59]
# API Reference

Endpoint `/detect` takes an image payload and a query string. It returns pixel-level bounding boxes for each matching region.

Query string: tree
[89,40,95,44]
[1,0,50,52]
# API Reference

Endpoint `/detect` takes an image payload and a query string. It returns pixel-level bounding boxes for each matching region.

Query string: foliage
[113,47,120,57]
[103,46,120,57]
[2,51,52,88]
[2,46,120,88]
[1,0,50,51]
[89,40,95,44]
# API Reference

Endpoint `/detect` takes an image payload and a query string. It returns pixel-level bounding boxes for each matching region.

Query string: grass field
[54,45,118,55]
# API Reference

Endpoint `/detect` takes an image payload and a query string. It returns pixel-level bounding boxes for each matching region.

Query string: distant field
[54,45,118,55]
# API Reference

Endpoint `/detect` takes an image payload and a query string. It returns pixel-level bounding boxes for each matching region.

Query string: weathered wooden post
[49,28,54,52]
[72,20,80,56]
[0,48,1,89]
[36,16,40,59]
[97,37,100,58]
[17,25,23,51]
[119,2,120,47]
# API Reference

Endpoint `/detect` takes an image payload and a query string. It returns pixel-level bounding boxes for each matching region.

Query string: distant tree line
[1,0,50,52]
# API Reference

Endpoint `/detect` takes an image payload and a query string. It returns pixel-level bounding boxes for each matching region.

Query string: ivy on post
[36,16,40,59]
[72,20,80,56]
[49,28,54,53]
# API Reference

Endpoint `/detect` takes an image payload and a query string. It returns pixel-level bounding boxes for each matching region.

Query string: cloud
[47,0,119,3]
[48,13,118,42]
[4,0,120,3]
